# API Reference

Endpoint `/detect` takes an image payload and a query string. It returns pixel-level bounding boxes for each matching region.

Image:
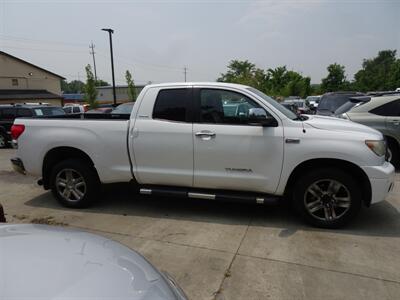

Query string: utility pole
[102,28,117,106]
[183,66,187,82]
[89,41,97,83]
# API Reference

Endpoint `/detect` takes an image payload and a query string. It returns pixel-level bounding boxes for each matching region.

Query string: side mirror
[248,108,278,127]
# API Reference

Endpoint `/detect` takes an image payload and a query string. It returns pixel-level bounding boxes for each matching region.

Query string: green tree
[83,65,98,109]
[218,60,312,98]
[353,50,398,91]
[95,79,110,87]
[61,80,85,93]
[320,63,349,92]
[125,70,136,101]
[217,60,268,92]
[389,59,400,89]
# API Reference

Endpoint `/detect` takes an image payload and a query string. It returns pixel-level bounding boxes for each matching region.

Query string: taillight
[11,124,25,140]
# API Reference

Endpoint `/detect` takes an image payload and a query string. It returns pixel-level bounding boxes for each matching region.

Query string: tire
[292,168,362,229]
[50,159,100,208]
[387,140,400,170]
[0,132,9,149]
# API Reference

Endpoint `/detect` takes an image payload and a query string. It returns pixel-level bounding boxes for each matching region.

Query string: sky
[0,0,399,85]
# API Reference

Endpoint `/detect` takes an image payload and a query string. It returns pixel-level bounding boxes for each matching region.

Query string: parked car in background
[306,96,321,112]
[0,224,187,299]
[317,92,364,116]
[281,102,298,114]
[0,104,65,148]
[282,99,311,114]
[112,102,135,114]
[11,82,395,228]
[341,94,400,168]
[63,104,88,114]
[85,107,113,114]
[334,96,371,117]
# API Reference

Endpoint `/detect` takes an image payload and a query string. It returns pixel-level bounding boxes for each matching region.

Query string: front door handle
[195,131,216,139]
[389,120,400,126]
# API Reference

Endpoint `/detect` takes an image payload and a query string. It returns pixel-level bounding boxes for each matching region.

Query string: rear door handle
[389,120,400,125]
[195,131,216,139]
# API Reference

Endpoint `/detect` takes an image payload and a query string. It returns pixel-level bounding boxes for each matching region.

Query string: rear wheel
[293,168,362,228]
[50,159,100,208]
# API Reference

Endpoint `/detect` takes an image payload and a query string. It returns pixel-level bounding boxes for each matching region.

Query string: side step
[139,186,279,205]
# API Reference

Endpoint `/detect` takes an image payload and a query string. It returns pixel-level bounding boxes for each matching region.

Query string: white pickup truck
[11,82,395,228]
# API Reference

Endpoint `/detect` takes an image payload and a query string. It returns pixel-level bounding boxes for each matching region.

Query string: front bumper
[362,162,395,204]
[10,158,26,175]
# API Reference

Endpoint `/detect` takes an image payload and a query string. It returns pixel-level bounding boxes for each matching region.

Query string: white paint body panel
[0,224,185,299]
[15,82,395,205]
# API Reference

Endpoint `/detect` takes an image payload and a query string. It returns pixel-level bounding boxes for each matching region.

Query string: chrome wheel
[56,169,86,202]
[304,179,351,221]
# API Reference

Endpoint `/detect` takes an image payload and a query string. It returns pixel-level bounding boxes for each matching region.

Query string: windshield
[33,107,65,116]
[246,87,298,120]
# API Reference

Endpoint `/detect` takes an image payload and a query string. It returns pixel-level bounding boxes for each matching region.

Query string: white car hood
[0,224,179,300]
[304,115,382,138]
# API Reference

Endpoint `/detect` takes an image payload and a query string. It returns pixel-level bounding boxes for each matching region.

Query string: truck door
[130,87,194,187]
[192,87,284,194]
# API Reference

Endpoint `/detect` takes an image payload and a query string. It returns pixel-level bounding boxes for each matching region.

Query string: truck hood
[0,224,181,300]
[304,115,382,138]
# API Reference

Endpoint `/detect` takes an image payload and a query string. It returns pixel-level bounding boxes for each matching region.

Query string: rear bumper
[362,162,395,204]
[10,157,26,175]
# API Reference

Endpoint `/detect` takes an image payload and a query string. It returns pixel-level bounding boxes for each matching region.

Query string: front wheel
[293,168,362,228]
[50,159,100,208]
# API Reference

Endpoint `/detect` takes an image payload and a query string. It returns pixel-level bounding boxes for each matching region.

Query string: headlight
[365,140,386,157]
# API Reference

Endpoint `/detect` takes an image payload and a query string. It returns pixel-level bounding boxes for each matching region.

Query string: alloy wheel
[304,179,351,221]
[55,169,86,202]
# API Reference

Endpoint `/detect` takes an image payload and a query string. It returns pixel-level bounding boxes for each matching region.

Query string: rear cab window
[153,88,192,122]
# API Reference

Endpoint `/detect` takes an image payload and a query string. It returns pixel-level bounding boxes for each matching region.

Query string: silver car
[342,94,400,168]
[0,224,187,300]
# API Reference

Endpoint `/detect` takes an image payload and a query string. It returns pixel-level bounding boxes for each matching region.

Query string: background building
[96,85,145,104]
[0,51,64,106]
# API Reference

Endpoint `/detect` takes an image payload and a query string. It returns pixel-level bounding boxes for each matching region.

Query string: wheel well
[284,158,372,206]
[385,135,399,150]
[42,147,96,189]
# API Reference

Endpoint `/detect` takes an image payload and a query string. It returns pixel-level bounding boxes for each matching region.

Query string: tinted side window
[153,89,190,122]
[198,89,265,125]
[370,99,400,117]
[72,107,81,113]
[2,108,16,119]
[17,108,33,117]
